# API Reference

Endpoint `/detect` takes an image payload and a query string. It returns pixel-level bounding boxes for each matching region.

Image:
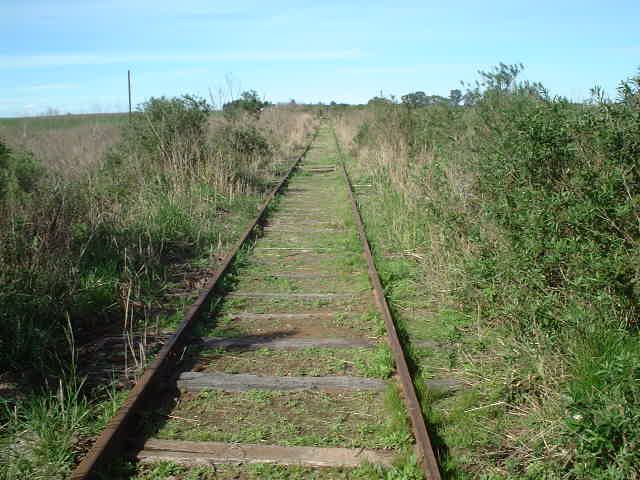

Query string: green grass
[0,377,128,480]
[0,113,128,131]
[149,387,411,452]
[194,345,393,378]
[107,458,424,479]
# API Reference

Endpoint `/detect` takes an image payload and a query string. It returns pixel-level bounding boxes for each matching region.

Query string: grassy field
[0,112,128,130]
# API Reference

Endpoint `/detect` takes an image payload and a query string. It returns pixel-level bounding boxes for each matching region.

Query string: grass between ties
[149,389,403,449]
[109,457,416,479]
[191,345,394,378]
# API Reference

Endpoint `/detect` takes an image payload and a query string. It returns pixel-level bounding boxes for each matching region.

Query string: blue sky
[1,0,638,117]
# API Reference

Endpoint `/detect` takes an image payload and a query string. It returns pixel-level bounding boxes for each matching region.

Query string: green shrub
[0,137,9,158]
[0,138,10,197]
[453,68,640,475]
[215,124,271,157]
[466,66,640,338]
[122,95,211,166]
[354,121,371,146]
[223,90,270,120]
[0,139,43,202]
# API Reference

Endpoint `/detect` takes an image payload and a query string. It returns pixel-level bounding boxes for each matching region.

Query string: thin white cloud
[0,50,361,68]
[0,98,26,106]
[170,68,208,77]
[601,45,640,54]
[21,83,79,91]
[339,66,420,74]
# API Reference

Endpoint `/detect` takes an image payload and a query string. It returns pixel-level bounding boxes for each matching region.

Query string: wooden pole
[128,70,132,120]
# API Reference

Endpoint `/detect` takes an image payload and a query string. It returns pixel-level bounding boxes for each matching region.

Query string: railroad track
[71,125,441,479]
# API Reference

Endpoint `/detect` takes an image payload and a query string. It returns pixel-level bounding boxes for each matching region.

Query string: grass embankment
[334,66,640,479]
[0,99,317,478]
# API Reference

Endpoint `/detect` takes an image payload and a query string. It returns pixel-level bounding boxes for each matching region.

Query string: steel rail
[70,133,317,480]
[336,138,442,479]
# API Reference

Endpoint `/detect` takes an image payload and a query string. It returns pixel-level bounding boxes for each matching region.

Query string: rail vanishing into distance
[71,124,442,479]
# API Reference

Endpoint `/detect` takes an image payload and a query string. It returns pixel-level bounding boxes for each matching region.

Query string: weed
[357,343,395,379]
[246,389,276,406]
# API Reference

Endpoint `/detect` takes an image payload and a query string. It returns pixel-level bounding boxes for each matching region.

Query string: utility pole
[128,70,132,121]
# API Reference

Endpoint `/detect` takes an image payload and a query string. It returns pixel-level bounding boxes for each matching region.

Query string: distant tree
[367,96,393,107]
[617,68,640,108]
[401,91,450,108]
[401,91,429,108]
[477,62,524,92]
[223,90,270,119]
[449,89,463,106]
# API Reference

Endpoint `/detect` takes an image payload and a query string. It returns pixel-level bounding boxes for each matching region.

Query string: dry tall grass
[334,105,474,310]
[259,106,316,154]
[0,122,121,182]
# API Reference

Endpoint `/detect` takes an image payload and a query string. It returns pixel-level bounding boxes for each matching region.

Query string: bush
[0,138,11,197]
[120,95,211,167]
[223,90,270,120]
[452,67,640,475]
[0,137,9,158]
[0,138,43,203]
[214,124,271,157]
[467,66,640,338]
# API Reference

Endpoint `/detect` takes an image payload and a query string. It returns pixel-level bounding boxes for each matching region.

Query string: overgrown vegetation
[222,89,271,120]
[5,65,640,477]
[336,65,640,478]
[0,98,316,478]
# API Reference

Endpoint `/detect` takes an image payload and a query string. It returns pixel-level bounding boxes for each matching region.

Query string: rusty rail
[70,134,316,480]
[336,138,442,479]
